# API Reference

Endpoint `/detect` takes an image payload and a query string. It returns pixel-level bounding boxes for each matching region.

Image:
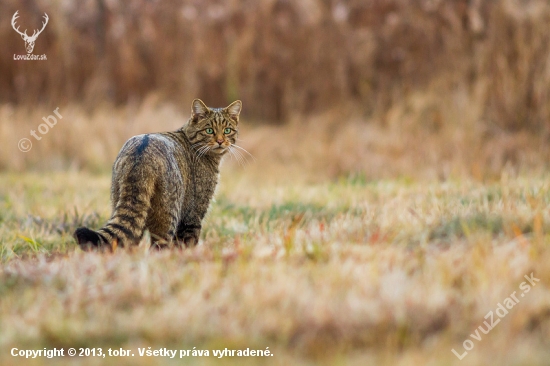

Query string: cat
[74,99,242,250]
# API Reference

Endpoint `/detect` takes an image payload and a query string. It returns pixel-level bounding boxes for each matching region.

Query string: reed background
[1,1,550,365]
[1,0,550,178]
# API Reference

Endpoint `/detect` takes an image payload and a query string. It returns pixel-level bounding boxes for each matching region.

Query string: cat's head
[185,99,242,156]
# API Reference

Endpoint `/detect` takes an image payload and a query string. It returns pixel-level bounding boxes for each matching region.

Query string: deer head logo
[11,11,49,54]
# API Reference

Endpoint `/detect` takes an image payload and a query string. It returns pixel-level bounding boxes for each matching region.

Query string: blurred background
[1,0,550,181]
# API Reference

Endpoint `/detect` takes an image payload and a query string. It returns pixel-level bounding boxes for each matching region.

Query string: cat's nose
[217,138,224,145]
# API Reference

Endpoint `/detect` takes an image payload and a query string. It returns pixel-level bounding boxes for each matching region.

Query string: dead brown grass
[1,1,549,178]
[1,101,548,181]
[1,0,550,131]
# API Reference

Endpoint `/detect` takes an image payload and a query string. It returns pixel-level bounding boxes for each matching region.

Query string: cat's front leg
[183,229,200,247]
[175,223,201,247]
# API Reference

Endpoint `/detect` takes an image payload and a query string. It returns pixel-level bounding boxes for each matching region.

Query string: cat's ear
[225,100,242,121]
[192,99,210,121]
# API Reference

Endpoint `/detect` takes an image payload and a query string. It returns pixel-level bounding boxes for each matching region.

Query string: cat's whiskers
[192,143,205,152]
[231,144,256,161]
[193,144,207,154]
[227,146,242,166]
[228,145,247,166]
[197,144,214,159]
[193,144,210,161]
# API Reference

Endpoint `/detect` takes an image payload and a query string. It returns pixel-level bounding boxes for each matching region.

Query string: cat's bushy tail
[74,167,154,251]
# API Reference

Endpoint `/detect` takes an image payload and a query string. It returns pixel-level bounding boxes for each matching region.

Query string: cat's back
[113,132,189,174]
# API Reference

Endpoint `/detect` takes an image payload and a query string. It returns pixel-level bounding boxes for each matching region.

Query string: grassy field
[3,1,550,364]
[1,169,550,366]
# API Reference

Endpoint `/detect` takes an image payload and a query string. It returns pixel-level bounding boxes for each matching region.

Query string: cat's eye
[224,128,232,134]
[205,128,214,134]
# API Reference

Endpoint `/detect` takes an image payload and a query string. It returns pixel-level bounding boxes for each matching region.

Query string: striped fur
[74,99,242,250]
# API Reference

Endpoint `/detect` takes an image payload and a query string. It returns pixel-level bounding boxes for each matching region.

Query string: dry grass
[1,169,550,365]
[2,0,550,129]
[1,101,549,180]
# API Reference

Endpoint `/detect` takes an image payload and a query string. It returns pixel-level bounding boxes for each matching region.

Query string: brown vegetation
[2,1,550,177]
[1,101,547,181]
[1,0,550,129]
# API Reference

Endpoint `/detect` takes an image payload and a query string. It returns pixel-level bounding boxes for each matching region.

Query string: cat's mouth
[212,145,228,153]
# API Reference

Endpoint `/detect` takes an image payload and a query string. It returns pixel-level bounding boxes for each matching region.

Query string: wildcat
[74,99,242,250]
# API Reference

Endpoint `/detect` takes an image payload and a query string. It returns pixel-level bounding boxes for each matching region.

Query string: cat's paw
[176,225,201,248]
[181,229,200,247]
[183,235,198,247]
